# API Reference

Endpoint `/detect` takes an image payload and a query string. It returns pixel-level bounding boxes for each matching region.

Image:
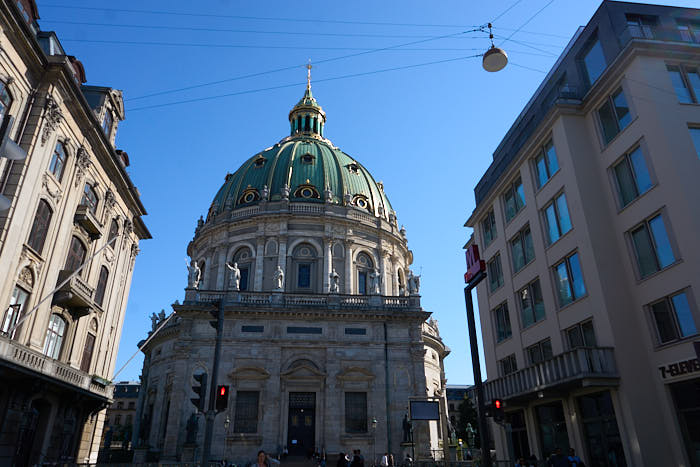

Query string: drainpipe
[384,321,392,455]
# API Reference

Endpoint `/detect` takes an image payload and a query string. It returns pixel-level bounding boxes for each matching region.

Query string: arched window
[1,286,29,339]
[49,142,67,181]
[65,236,87,273]
[27,199,52,254]
[81,183,99,215]
[108,219,119,243]
[102,111,113,137]
[198,261,206,289]
[292,243,317,291]
[356,252,374,295]
[80,319,97,373]
[43,314,67,359]
[0,80,13,124]
[95,266,109,306]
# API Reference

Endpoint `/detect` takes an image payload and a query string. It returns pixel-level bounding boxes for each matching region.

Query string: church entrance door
[287,392,315,456]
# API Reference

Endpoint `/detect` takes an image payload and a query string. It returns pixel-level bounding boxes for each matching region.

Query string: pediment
[229,366,271,381]
[336,366,375,382]
[281,363,326,380]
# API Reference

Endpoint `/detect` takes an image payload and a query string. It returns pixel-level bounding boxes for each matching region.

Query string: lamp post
[371,417,378,467]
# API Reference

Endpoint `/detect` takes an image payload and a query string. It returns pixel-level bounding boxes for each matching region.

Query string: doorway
[287,392,315,456]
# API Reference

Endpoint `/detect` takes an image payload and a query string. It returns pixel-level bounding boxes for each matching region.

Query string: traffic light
[191,372,208,412]
[215,385,229,412]
[0,116,27,212]
[484,399,505,422]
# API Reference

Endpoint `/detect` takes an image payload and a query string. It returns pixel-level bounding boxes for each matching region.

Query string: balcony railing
[52,269,94,317]
[0,334,113,399]
[74,204,102,240]
[484,347,618,402]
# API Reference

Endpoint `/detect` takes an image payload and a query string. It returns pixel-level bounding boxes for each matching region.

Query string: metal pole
[463,270,491,467]
[202,300,225,466]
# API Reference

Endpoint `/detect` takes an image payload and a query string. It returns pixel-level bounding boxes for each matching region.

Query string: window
[345,392,367,433]
[667,65,700,104]
[581,38,606,85]
[554,252,586,307]
[534,140,559,189]
[297,263,311,288]
[499,354,518,376]
[612,146,652,207]
[65,236,86,273]
[493,302,512,343]
[0,80,12,124]
[357,252,373,295]
[242,325,264,333]
[488,253,504,292]
[233,391,259,433]
[345,328,367,335]
[503,178,525,222]
[566,320,597,349]
[689,127,700,159]
[510,226,534,272]
[43,314,67,359]
[626,14,656,39]
[287,326,322,334]
[27,200,52,254]
[651,292,697,344]
[108,219,119,242]
[630,213,675,278]
[598,88,631,144]
[527,339,553,365]
[677,21,700,43]
[102,111,113,136]
[95,266,109,306]
[481,209,497,247]
[519,279,545,328]
[81,183,99,215]
[114,414,121,426]
[49,142,67,181]
[80,332,95,372]
[128,402,135,409]
[543,193,572,244]
[1,286,28,339]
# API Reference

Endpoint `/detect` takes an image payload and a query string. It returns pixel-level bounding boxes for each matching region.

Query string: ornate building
[0,0,150,464]
[134,79,449,463]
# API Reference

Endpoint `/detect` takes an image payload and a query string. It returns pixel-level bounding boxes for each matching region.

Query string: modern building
[0,0,150,464]
[132,80,449,464]
[100,381,140,450]
[464,1,700,466]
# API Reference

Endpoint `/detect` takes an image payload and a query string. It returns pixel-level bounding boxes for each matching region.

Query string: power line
[128,53,482,112]
[509,61,547,73]
[491,0,524,23]
[492,35,560,57]
[499,0,556,47]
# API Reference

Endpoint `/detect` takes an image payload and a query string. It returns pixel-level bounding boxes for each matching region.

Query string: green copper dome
[209,87,394,221]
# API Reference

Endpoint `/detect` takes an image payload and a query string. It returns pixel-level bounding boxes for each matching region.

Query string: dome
[208,86,394,221]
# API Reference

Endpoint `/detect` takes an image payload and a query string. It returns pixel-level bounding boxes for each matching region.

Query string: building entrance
[288,392,316,456]
[671,378,700,467]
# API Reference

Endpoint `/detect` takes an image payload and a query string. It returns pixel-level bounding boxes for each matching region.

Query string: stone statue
[187,259,201,289]
[408,270,421,295]
[378,204,384,216]
[369,268,381,295]
[195,215,204,234]
[281,184,290,200]
[400,225,407,239]
[402,413,412,443]
[261,185,269,201]
[150,312,158,331]
[185,413,198,444]
[226,262,241,291]
[324,186,333,203]
[343,193,352,205]
[158,309,166,321]
[273,265,285,290]
[329,269,340,293]
[399,283,406,296]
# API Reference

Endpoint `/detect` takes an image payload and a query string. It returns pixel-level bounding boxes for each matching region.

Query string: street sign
[464,244,486,283]
[410,400,440,420]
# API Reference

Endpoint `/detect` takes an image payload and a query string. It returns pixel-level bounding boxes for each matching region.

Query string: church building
[133,77,449,463]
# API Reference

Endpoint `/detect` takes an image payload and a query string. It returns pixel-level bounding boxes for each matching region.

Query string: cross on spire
[306,60,312,90]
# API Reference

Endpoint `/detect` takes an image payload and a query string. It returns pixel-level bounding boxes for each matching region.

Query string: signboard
[464,244,486,284]
[410,400,440,420]
[658,357,700,379]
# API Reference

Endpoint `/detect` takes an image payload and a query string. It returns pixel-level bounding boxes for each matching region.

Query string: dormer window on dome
[347,163,359,175]
[254,156,266,168]
[239,186,260,204]
[294,183,320,199]
[301,153,315,164]
[352,194,371,211]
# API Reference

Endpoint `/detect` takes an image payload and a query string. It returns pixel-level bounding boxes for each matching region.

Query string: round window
[244,192,255,203]
[356,198,367,208]
[301,188,313,198]
[302,154,314,163]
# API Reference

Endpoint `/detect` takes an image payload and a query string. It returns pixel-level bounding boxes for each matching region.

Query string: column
[254,237,265,291]
[323,237,333,292]
[278,236,287,292]
[391,257,399,297]
[379,250,389,295]
[344,241,354,294]
[215,247,227,290]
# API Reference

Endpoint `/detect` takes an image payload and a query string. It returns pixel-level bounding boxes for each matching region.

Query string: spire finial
[306,60,312,91]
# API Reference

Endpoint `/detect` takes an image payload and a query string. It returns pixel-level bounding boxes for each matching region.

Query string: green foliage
[455,397,480,448]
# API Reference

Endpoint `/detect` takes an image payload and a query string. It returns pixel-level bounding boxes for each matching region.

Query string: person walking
[547,448,569,467]
[567,448,584,467]
[380,452,389,467]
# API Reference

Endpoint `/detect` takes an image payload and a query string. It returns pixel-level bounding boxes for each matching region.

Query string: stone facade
[0,1,150,464]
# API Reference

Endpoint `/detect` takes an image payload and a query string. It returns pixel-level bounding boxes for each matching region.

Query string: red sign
[464,244,486,283]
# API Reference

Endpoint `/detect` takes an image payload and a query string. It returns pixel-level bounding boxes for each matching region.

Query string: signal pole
[202,300,225,466]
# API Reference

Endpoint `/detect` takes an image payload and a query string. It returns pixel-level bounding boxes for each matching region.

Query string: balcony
[0,334,113,400]
[483,347,618,403]
[52,269,94,317]
[74,204,102,240]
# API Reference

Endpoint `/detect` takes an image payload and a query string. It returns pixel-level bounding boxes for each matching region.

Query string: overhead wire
[498,0,556,47]
[490,0,524,23]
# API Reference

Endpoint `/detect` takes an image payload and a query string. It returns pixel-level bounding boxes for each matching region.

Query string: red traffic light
[494,399,502,409]
[220,386,227,396]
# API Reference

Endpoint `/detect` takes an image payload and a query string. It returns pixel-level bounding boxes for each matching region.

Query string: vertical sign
[464,244,486,284]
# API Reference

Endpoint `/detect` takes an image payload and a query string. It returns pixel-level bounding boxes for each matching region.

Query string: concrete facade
[0,0,150,464]
[465,2,700,466]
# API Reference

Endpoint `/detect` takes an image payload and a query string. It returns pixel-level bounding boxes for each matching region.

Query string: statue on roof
[227,262,241,291]
[274,265,285,291]
[187,258,201,289]
[329,269,340,293]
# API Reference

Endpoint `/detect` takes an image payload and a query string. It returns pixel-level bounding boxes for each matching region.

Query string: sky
[34,0,695,385]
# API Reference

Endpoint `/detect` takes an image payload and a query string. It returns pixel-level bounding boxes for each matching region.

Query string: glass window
[493,302,512,343]
[503,178,525,222]
[345,392,368,433]
[630,214,675,278]
[554,252,586,307]
[108,219,119,242]
[689,127,700,159]
[81,184,99,215]
[598,88,631,144]
[510,226,534,272]
[65,236,87,273]
[43,314,67,359]
[626,14,656,39]
[527,339,553,365]
[519,279,545,328]
[534,140,559,189]
[667,65,700,104]
[358,271,367,295]
[567,320,597,349]
[102,111,113,136]
[543,193,572,244]
[1,286,29,339]
[481,209,497,246]
[80,333,95,372]
[677,21,700,43]
[233,391,259,433]
[651,291,697,344]
[49,142,67,181]
[487,253,504,292]
[499,354,518,376]
[27,199,52,254]
[0,80,12,123]
[95,266,109,306]
[612,146,652,207]
[582,39,606,85]
[577,392,626,466]
[297,263,311,288]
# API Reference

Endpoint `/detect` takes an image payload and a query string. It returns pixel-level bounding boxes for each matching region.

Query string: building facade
[465,2,700,466]
[0,0,150,464]
[100,381,140,450]
[133,83,449,464]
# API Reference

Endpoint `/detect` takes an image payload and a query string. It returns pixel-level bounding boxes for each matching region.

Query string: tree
[455,396,480,448]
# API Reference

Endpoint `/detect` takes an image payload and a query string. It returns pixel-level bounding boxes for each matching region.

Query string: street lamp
[371,417,378,466]
[482,23,508,73]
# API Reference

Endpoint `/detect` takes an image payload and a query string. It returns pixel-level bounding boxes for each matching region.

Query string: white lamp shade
[482,47,508,72]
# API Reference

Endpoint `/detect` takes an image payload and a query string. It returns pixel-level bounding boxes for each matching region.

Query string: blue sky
[35,0,694,384]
